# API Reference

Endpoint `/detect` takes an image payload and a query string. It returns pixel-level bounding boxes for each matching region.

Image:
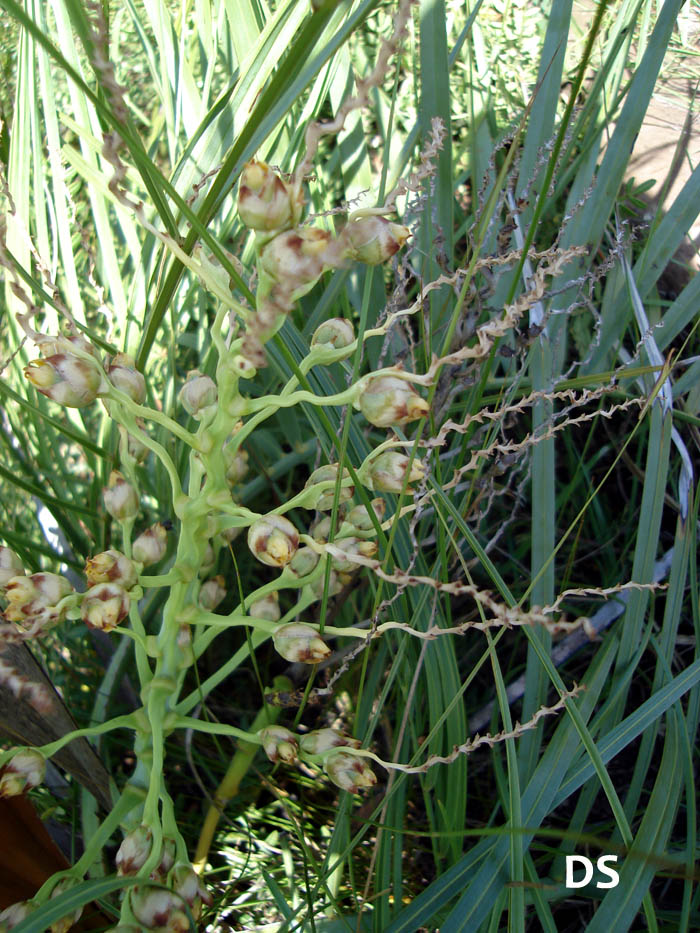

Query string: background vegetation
[0,0,699,930]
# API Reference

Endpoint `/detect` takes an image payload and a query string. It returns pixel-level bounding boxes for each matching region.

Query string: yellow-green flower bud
[260,227,331,286]
[311,317,355,352]
[0,749,46,797]
[249,591,281,622]
[299,728,361,755]
[346,498,386,532]
[304,464,354,511]
[341,216,410,265]
[248,515,299,568]
[24,353,104,408]
[4,572,72,623]
[85,549,138,589]
[288,546,320,578]
[259,725,299,764]
[330,537,378,573]
[325,750,376,793]
[81,583,130,631]
[103,471,139,521]
[132,523,168,565]
[238,160,299,231]
[273,623,330,663]
[106,353,146,404]
[357,375,429,427]
[178,369,217,418]
[116,825,152,876]
[224,447,249,486]
[364,451,425,493]
[199,574,227,611]
[0,547,24,589]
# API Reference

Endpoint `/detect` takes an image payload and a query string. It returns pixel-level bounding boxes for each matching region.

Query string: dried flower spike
[259,725,299,764]
[24,353,105,408]
[248,514,299,568]
[103,471,139,521]
[273,623,330,663]
[357,375,429,427]
[0,749,46,797]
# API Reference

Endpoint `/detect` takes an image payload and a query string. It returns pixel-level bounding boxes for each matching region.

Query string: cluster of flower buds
[272,622,330,663]
[133,523,169,566]
[259,725,298,764]
[362,450,425,493]
[103,471,140,522]
[248,514,299,568]
[3,572,73,628]
[237,160,303,232]
[178,370,217,419]
[128,864,211,931]
[106,353,147,404]
[0,748,46,797]
[356,374,429,428]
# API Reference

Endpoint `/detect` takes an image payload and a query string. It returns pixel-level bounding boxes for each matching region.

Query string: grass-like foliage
[0,0,698,930]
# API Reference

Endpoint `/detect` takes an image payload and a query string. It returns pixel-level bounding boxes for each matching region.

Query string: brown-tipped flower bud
[299,728,361,755]
[116,825,152,876]
[248,515,299,568]
[130,887,188,931]
[357,375,429,427]
[0,901,33,930]
[81,583,130,631]
[330,537,378,573]
[311,317,355,353]
[310,514,336,543]
[126,419,150,463]
[259,725,299,764]
[106,353,146,404]
[132,523,168,565]
[346,498,386,532]
[325,750,376,793]
[103,471,139,521]
[342,216,410,265]
[48,881,82,933]
[364,450,425,493]
[249,591,281,622]
[178,370,217,418]
[272,623,330,663]
[0,548,24,589]
[4,572,72,624]
[238,160,298,231]
[171,863,212,919]
[224,446,249,486]
[24,353,105,408]
[260,227,331,286]
[85,549,138,589]
[0,749,46,797]
[199,574,227,611]
[304,464,354,511]
[288,546,320,578]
